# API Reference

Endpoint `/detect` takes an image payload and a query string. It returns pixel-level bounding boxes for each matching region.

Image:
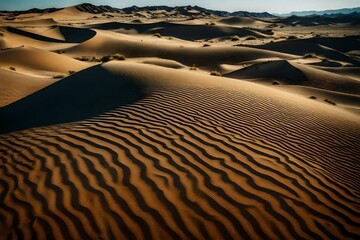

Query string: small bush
[53,75,65,79]
[112,53,126,60]
[245,36,257,41]
[324,99,336,105]
[203,44,211,47]
[303,53,317,58]
[9,67,16,71]
[272,81,280,85]
[210,70,221,76]
[101,55,112,62]
[309,96,317,99]
[210,22,216,26]
[68,70,76,75]
[287,35,298,40]
[75,56,101,62]
[231,36,240,41]
[190,64,198,71]
[153,33,162,38]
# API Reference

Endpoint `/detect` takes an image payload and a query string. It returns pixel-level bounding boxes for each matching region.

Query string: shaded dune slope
[65,31,295,65]
[254,37,360,64]
[0,62,360,239]
[90,22,273,40]
[6,26,96,43]
[217,16,269,27]
[0,64,146,134]
[225,60,360,94]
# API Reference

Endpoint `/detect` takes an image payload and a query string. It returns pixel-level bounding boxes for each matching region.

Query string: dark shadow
[7,26,96,43]
[0,64,146,134]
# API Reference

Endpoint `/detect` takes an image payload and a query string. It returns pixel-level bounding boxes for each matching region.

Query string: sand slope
[90,21,273,40]
[1,62,360,239]
[0,69,55,107]
[65,30,295,66]
[225,60,360,94]
[0,46,89,74]
[255,37,360,64]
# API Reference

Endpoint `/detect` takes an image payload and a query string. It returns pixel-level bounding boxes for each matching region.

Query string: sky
[1,0,360,13]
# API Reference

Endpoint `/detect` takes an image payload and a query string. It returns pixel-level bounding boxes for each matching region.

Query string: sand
[1,4,360,240]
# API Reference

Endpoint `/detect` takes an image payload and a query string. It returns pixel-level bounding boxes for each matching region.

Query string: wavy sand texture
[1,62,359,239]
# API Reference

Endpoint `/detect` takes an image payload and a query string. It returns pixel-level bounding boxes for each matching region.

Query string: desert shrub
[56,50,65,54]
[272,81,280,85]
[210,70,221,76]
[91,57,102,62]
[303,53,317,58]
[153,33,162,38]
[112,53,126,60]
[231,36,240,41]
[203,44,211,47]
[287,35,298,40]
[309,96,317,99]
[324,99,336,105]
[53,75,65,79]
[9,67,16,71]
[68,70,76,75]
[75,56,92,61]
[210,22,216,26]
[245,36,257,41]
[190,64,198,70]
[100,55,113,62]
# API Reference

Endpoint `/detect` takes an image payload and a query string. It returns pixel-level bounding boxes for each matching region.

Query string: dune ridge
[225,60,360,94]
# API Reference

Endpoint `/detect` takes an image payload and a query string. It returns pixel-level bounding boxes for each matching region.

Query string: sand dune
[65,30,294,66]
[276,85,360,113]
[90,21,273,40]
[217,16,270,27]
[4,18,58,26]
[225,60,360,94]
[40,6,93,20]
[0,69,55,107]
[1,5,360,240]
[6,26,96,43]
[1,61,360,239]
[0,46,89,74]
[255,37,360,64]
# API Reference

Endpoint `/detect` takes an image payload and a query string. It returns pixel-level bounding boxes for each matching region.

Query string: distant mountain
[0,7,59,14]
[278,13,360,26]
[0,3,276,18]
[74,3,123,14]
[280,7,360,17]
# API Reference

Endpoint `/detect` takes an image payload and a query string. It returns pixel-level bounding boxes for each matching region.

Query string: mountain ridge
[1,3,276,18]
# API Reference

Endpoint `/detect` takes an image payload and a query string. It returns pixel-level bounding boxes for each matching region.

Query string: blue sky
[1,0,359,13]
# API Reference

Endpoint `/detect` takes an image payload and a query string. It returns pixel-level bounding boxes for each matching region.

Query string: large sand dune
[225,60,360,94]
[1,4,360,240]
